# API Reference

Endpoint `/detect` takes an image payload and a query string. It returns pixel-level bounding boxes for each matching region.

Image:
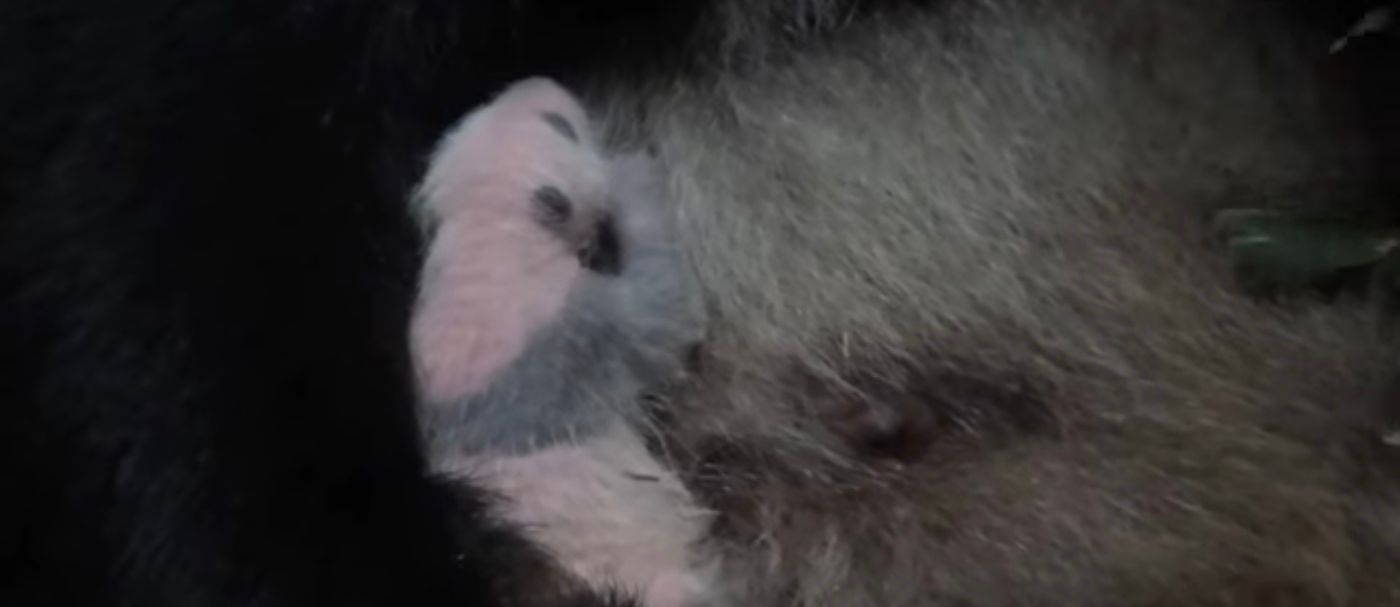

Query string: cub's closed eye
[532,185,573,225]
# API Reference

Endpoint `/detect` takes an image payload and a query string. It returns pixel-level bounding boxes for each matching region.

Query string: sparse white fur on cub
[409,77,717,607]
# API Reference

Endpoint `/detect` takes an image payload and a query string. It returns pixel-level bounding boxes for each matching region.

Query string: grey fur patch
[421,302,624,455]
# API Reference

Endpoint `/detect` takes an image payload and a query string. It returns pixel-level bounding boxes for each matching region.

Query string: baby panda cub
[409,77,716,607]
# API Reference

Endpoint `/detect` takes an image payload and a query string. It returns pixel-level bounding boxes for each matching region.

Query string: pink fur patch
[441,421,716,607]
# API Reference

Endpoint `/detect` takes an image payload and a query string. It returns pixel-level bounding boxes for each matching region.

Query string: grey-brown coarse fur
[580,0,1400,605]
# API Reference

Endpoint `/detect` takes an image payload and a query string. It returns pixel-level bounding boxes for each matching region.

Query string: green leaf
[1211,209,1400,294]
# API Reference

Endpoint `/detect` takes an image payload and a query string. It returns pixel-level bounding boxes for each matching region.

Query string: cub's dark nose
[579,213,621,275]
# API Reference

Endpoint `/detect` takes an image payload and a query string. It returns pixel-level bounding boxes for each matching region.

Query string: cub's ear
[412,77,598,228]
[444,77,594,169]
[488,77,593,145]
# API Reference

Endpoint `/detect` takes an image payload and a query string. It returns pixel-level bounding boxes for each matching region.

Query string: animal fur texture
[4,0,1399,605]
[570,0,1400,605]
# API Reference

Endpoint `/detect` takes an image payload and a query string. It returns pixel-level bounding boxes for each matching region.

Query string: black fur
[0,1,708,604]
